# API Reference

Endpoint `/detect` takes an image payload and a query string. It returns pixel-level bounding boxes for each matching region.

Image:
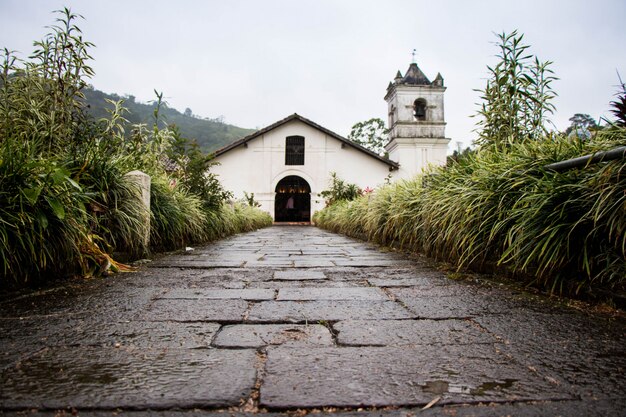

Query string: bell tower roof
[397,62,431,85]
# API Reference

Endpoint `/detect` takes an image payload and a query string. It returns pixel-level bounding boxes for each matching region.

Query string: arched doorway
[275,175,311,222]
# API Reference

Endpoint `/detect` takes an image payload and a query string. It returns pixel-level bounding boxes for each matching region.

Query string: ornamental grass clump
[149,176,209,251]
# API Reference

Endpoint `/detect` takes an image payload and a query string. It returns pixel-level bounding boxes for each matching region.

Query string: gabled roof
[213,113,399,169]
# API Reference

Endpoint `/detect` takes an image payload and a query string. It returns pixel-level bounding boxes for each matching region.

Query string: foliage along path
[1,226,625,416]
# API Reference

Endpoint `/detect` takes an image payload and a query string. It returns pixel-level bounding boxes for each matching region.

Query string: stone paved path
[1,225,625,416]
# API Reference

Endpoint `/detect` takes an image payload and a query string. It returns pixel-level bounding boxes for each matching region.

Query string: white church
[211,62,451,222]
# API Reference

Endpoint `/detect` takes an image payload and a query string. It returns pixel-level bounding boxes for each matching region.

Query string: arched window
[413,99,427,121]
[285,136,305,165]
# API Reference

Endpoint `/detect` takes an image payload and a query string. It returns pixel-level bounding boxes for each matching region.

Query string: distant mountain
[82,87,255,153]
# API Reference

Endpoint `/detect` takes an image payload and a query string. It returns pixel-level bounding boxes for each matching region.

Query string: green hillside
[82,87,255,153]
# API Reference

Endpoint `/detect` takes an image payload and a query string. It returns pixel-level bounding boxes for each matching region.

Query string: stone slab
[277,287,387,301]
[293,260,336,267]
[367,277,445,287]
[213,324,333,347]
[390,284,498,298]
[260,346,572,409]
[247,301,414,323]
[0,317,51,370]
[1,317,221,353]
[334,319,495,346]
[324,267,431,282]
[333,259,412,267]
[247,280,363,289]
[140,299,248,322]
[0,286,161,322]
[475,311,626,400]
[0,347,256,409]
[273,270,326,280]
[131,268,249,289]
[245,260,294,267]
[160,288,275,300]
[63,321,221,349]
[390,288,509,318]
[152,260,246,268]
[300,250,348,255]
[187,267,275,282]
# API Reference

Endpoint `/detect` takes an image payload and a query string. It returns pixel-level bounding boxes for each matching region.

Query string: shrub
[319,172,362,206]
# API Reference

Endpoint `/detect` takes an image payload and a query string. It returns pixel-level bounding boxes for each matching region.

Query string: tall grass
[77,153,150,259]
[314,130,626,296]
[149,176,272,251]
[317,31,625,297]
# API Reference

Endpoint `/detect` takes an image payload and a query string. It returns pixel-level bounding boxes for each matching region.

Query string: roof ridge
[213,114,399,169]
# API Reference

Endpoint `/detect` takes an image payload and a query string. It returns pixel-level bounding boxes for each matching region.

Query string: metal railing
[544,146,626,172]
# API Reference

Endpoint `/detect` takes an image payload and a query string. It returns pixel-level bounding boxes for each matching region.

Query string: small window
[285,136,305,165]
[414,99,427,120]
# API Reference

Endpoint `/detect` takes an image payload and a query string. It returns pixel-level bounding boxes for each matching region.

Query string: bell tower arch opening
[274,175,311,222]
[413,98,427,120]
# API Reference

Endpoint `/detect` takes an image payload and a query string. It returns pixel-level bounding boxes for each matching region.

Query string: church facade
[211,62,450,221]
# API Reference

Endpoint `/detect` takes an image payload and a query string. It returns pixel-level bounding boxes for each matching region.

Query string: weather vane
[411,48,417,63]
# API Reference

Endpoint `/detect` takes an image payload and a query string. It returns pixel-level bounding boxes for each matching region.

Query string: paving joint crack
[243,301,253,321]
[231,348,269,413]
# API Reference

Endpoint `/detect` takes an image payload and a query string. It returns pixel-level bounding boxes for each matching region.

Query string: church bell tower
[384,62,450,179]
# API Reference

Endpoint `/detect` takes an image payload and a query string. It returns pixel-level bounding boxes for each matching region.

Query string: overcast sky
[1,0,625,150]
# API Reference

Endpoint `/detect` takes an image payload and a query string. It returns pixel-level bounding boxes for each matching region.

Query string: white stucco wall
[386,138,449,180]
[211,119,393,219]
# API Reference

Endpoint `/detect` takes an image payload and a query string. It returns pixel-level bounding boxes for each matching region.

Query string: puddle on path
[421,378,518,396]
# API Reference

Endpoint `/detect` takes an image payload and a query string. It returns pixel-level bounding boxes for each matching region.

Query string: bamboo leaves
[474,31,557,148]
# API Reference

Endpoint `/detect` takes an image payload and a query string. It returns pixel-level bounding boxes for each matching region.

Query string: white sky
[1,0,625,150]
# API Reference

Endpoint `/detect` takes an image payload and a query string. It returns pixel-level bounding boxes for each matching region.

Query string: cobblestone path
[1,226,625,416]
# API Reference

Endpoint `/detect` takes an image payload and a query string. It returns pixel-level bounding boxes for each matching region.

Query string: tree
[166,126,232,210]
[184,107,193,118]
[347,118,389,156]
[564,113,598,139]
[446,145,474,166]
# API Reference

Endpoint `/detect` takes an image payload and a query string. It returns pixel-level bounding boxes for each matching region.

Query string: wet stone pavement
[1,225,625,416]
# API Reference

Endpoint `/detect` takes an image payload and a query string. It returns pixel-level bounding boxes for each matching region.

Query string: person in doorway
[286,195,295,221]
